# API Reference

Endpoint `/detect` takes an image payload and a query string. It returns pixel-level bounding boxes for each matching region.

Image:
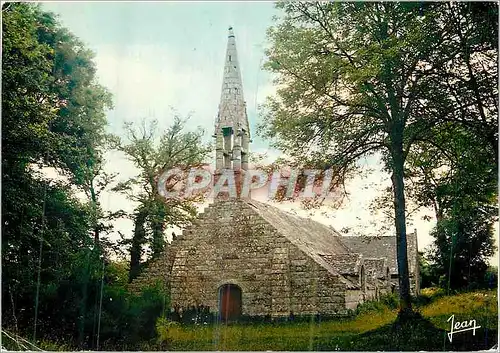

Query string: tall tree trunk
[90,185,99,245]
[390,135,413,313]
[128,210,147,283]
[151,200,166,259]
[78,250,91,349]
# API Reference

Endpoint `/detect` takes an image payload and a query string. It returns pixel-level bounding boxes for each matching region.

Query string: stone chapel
[128,27,420,321]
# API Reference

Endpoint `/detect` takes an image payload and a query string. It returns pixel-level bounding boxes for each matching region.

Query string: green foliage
[110,116,211,281]
[355,299,388,315]
[2,3,112,177]
[429,211,496,290]
[380,293,399,310]
[95,281,170,350]
[2,3,113,350]
[261,1,497,310]
[405,124,498,291]
[37,339,72,351]
[484,266,498,288]
[155,317,181,348]
[2,174,94,338]
[261,1,454,309]
[419,287,446,298]
[419,252,440,288]
[2,3,56,170]
[368,3,498,291]
[355,294,399,316]
[413,287,446,306]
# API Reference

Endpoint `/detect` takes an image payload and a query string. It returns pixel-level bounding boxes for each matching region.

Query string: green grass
[420,290,497,330]
[156,289,498,351]
[157,307,396,350]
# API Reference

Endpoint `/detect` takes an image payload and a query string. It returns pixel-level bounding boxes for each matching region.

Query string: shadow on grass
[339,311,498,351]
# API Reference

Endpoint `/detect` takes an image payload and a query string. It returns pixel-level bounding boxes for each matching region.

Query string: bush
[354,294,399,316]
[96,281,170,350]
[420,287,446,299]
[38,339,72,351]
[355,299,388,315]
[380,293,399,309]
[156,317,181,348]
[484,266,498,289]
[413,287,447,307]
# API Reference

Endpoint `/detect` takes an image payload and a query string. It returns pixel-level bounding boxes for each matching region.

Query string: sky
[41,2,498,265]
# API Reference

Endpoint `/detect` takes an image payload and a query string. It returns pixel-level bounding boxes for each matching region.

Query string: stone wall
[345,290,363,310]
[129,199,419,317]
[168,200,348,317]
[389,274,419,296]
[127,243,176,294]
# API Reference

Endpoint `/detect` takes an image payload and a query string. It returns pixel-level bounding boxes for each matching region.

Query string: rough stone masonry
[128,26,420,320]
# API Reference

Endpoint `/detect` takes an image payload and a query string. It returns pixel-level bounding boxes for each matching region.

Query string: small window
[229,55,232,62]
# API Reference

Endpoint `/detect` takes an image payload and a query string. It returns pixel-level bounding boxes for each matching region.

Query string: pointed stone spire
[214,26,250,173]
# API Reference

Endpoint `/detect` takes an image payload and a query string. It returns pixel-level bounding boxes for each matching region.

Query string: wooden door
[219,284,242,322]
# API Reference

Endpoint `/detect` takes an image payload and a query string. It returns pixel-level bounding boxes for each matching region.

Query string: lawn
[156,289,498,351]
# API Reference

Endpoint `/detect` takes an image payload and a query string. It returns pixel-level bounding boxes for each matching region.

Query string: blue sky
[41,2,498,264]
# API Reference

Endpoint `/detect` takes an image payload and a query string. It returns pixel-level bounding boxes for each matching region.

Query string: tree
[366,2,498,288]
[429,2,498,165]
[260,2,497,313]
[2,3,57,173]
[2,3,113,347]
[35,6,114,247]
[429,205,496,291]
[418,252,439,289]
[261,2,430,313]
[404,118,497,289]
[2,3,112,177]
[372,122,497,290]
[110,116,211,282]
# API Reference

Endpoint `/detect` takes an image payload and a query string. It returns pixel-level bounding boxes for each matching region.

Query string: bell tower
[213,26,251,198]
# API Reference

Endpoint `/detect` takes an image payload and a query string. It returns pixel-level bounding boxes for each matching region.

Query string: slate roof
[363,258,387,279]
[339,234,418,275]
[320,253,362,275]
[244,199,359,288]
[244,200,418,278]
[245,200,351,256]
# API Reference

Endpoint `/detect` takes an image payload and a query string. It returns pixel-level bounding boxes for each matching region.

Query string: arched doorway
[218,284,242,322]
